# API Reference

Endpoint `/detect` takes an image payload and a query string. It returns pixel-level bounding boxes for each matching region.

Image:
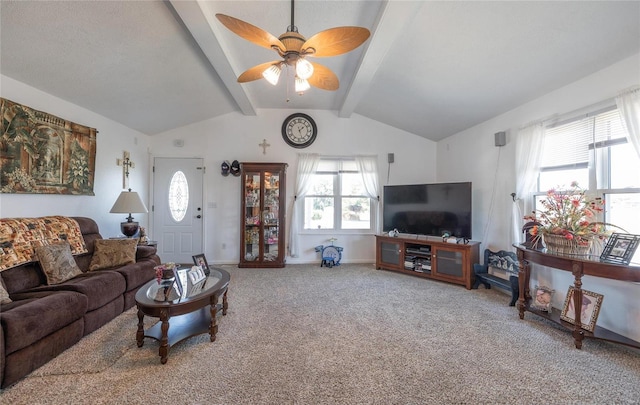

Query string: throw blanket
[0,216,88,271]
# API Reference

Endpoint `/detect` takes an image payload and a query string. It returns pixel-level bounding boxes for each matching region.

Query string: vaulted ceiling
[2,1,639,141]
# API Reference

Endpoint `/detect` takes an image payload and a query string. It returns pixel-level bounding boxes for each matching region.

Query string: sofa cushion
[112,262,154,292]
[35,243,83,285]
[0,282,11,304]
[0,291,88,355]
[89,239,137,271]
[52,272,126,312]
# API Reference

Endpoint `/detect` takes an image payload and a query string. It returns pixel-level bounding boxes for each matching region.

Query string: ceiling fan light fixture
[295,58,314,80]
[295,77,310,93]
[262,63,282,85]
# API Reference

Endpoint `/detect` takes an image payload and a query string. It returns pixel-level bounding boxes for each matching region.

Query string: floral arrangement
[524,182,617,247]
[154,262,176,283]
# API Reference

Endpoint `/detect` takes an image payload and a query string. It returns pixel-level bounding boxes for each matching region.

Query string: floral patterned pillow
[35,243,83,285]
[0,282,11,304]
[89,239,138,271]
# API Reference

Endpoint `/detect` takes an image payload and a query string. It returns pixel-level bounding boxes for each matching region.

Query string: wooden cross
[116,151,135,189]
[259,139,271,154]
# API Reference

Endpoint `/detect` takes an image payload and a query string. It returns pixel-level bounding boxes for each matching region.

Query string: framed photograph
[172,267,186,297]
[186,265,207,296]
[192,254,210,276]
[560,287,604,332]
[600,233,640,265]
[531,285,554,312]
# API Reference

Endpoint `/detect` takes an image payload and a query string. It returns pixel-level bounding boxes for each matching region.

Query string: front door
[152,157,204,264]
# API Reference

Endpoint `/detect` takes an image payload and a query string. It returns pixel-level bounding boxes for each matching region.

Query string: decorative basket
[543,233,593,256]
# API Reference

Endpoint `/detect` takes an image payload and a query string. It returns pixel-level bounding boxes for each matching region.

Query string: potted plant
[524,182,622,255]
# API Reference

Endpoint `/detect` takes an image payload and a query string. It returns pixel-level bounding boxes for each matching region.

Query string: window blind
[542,108,627,168]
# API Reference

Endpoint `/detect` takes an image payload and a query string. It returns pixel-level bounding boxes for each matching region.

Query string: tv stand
[376,234,480,289]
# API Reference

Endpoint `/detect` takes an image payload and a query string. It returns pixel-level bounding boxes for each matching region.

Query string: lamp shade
[110,190,148,214]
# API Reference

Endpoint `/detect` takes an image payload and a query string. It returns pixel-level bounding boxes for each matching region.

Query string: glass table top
[146,268,224,303]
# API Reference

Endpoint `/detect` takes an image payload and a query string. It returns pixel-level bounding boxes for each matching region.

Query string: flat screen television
[383,182,472,239]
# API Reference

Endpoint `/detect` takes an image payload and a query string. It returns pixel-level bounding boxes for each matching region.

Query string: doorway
[152,157,204,264]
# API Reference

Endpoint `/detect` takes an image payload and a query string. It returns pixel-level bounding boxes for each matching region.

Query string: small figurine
[138,226,149,245]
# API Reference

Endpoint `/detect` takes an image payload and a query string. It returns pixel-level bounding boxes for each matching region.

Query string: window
[168,170,189,222]
[537,106,640,239]
[303,158,375,231]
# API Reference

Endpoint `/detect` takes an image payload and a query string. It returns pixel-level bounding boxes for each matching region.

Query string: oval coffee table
[135,267,230,364]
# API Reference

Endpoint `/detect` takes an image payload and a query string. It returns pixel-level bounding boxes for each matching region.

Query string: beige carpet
[1,264,638,404]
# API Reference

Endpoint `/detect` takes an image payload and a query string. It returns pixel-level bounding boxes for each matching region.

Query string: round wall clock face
[282,113,317,148]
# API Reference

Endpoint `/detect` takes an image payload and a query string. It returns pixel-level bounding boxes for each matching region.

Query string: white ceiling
[1,1,639,141]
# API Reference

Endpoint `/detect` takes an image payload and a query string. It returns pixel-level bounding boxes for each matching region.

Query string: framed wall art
[1,98,97,195]
[600,233,640,265]
[192,253,210,276]
[560,287,604,332]
[531,285,554,313]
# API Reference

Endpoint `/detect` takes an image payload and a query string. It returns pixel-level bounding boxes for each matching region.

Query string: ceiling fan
[216,0,370,94]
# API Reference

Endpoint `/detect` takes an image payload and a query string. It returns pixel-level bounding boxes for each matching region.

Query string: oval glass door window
[168,171,189,222]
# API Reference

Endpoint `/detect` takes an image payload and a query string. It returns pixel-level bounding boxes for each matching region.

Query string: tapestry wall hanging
[1,98,97,195]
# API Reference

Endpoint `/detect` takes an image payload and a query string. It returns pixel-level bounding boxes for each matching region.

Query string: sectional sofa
[0,216,160,388]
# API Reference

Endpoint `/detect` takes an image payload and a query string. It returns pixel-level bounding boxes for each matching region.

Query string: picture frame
[531,285,554,312]
[599,233,640,265]
[172,267,185,297]
[560,287,604,332]
[186,265,207,296]
[192,253,210,276]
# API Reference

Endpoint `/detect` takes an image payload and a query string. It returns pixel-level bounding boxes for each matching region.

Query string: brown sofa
[0,216,160,388]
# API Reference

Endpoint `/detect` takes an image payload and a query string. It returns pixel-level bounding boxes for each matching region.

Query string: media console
[375,234,480,289]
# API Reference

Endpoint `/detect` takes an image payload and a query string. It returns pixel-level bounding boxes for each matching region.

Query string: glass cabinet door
[263,171,280,262]
[243,171,261,262]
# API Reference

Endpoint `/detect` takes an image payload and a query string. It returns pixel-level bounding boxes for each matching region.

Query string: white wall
[436,53,640,342]
[149,109,437,265]
[0,75,152,238]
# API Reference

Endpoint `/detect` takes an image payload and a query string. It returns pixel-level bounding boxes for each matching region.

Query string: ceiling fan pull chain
[286,65,291,103]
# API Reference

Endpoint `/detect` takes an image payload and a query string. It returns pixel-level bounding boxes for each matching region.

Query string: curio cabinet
[239,162,287,268]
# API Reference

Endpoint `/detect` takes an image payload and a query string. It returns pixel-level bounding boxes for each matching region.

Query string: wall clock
[281,113,317,148]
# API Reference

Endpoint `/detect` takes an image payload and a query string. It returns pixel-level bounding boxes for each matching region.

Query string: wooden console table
[515,245,640,349]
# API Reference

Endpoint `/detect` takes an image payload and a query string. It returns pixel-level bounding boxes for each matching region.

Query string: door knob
[196,215,202,219]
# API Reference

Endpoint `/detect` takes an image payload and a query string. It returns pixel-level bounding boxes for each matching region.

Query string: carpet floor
[1,264,638,404]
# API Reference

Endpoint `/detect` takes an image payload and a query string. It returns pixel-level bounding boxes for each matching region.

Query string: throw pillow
[35,243,83,285]
[0,282,11,304]
[89,239,138,271]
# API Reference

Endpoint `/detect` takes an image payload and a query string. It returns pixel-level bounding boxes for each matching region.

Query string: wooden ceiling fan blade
[302,27,370,57]
[308,62,339,91]
[216,14,285,53]
[238,61,282,83]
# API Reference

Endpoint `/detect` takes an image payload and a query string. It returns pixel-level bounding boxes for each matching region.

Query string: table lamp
[110,188,148,237]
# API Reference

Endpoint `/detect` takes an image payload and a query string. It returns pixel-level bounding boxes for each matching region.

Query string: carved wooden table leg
[517,257,527,320]
[159,309,170,364]
[571,262,584,350]
[136,308,145,347]
[210,298,219,342]
[222,289,228,316]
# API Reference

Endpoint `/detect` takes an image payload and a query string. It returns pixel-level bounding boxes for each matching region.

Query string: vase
[543,233,593,256]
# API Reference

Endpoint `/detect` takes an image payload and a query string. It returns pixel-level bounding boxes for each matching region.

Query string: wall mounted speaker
[494,131,506,147]
[388,153,395,163]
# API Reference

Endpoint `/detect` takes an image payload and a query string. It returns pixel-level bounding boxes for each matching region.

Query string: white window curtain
[355,155,380,233]
[512,122,545,245]
[288,153,320,258]
[615,87,640,159]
